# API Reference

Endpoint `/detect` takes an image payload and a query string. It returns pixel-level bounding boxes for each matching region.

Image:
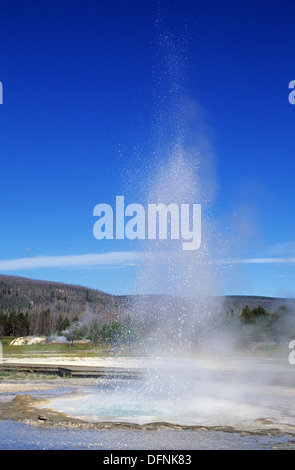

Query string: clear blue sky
[0,0,294,298]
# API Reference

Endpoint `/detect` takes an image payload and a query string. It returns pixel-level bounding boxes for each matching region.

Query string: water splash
[33,24,295,435]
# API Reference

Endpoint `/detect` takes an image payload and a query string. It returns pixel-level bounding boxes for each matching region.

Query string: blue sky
[0,0,295,298]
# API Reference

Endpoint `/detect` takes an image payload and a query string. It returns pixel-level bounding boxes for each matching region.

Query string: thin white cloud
[221,240,295,265]
[0,252,147,271]
[221,257,295,265]
[1,252,295,273]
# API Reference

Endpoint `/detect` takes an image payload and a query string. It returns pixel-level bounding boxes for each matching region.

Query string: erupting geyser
[38,27,295,436]
[44,27,232,424]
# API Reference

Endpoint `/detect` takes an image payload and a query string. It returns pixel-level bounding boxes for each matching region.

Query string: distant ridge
[0,274,293,320]
[223,294,295,315]
[0,274,122,323]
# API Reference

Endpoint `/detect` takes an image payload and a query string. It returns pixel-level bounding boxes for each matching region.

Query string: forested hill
[223,295,295,315]
[0,275,294,318]
[0,275,124,323]
[0,274,294,337]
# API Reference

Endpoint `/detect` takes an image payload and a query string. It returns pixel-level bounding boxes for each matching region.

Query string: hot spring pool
[36,355,295,434]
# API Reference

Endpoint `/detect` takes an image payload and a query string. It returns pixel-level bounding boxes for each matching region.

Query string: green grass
[0,370,59,380]
[0,337,129,359]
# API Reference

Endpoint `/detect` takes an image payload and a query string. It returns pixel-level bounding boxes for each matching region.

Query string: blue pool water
[0,419,295,450]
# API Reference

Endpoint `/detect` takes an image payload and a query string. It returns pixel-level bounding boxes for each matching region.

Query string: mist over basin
[35,353,295,434]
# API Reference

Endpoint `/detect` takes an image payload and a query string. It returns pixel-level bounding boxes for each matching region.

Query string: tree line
[224,304,295,346]
[0,309,144,348]
[1,303,295,348]
[0,310,71,337]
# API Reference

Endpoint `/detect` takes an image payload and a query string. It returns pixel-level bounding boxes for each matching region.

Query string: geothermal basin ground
[1,350,295,450]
